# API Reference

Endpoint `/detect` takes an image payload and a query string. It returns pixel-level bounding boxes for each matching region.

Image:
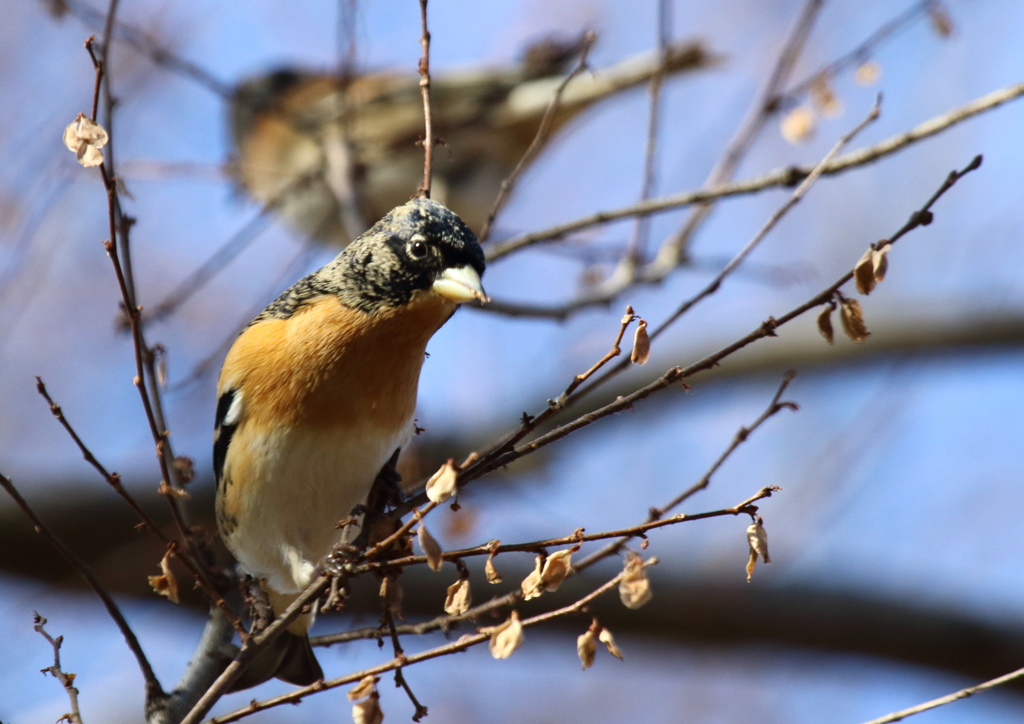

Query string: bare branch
[414,0,433,198]
[0,473,163,700]
[859,664,1024,724]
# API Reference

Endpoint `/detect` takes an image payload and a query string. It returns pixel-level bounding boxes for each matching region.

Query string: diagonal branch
[0,472,163,700]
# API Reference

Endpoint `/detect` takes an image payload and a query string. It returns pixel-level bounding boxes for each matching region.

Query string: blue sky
[1,1,1023,722]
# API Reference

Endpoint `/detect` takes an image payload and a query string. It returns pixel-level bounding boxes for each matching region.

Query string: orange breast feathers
[220,291,454,431]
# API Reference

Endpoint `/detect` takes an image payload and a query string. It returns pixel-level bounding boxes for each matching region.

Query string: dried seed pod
[425,459,458,503]
[839,297,870,342]
[618,552,652,609]
[485,550,503,584]
[631,319,650,365]
[745,519,771,582]
[598,628,625,661]
[781,106,816,144]
[444,576,472,616]
[417,523,444,572]
[379,574,403,618]
[147,549,179,604]
[352,694,383,724]
[854,60,881,86]
[488,610,524,660]
[63,113,109,167]
[538,548,574,593]
[817,305,835,345]
[520,555,545,600]
[810,73,843,119]
[577,629,597,670]
[347,675,379,701]
[854,247,877,295]
[872,246,889,282]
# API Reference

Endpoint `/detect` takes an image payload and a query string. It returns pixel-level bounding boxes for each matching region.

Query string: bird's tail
[228,589,323,692]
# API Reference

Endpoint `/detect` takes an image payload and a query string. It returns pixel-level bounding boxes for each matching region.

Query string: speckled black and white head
[255,198,486,322]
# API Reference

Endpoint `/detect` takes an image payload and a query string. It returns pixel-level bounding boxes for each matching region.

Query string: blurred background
[2,0,1024,722]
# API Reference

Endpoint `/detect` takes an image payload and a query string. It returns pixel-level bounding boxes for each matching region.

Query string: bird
[213,197,486,689]
[228,36,716,246]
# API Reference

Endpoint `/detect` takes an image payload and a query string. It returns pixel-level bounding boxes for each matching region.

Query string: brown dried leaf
[810,74,843,119]
[781,106,816,145]
[352,694,383,724]
[172,456,195,485]
[577,629,597,670]
[520,555,545,600]
[817,305,834,345]
[347,674,379,701]
[488,610,524,660]
[417,523,444,572]
[425,459,458,504]
[444,577,472,616]
[618,552,652,609]
[855,60,881,86]
[630,319,650,365]
[840,297,870,343]
[928,3,954,37]
[598,628,624,661]
[539,548,574,593]
[872,246,889,282]
[485,551,503,584]
[147,549,179,604]
[854,247,877,295]
[62,113,108,167]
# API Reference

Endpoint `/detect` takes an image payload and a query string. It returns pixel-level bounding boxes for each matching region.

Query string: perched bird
[229,36,715,245]
[214,197,486,689]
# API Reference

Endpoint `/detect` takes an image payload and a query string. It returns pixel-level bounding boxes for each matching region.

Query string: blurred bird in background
[228,36,715,246]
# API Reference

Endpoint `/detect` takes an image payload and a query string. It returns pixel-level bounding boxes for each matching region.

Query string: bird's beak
[433,265,489,304]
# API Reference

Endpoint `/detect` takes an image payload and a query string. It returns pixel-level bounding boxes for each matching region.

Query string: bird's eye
[409,240,428,259]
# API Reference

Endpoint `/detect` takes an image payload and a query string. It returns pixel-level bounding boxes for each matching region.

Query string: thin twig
[35,377,168,544]
[0,473,164,700]
[625,0,670,266]
[483,79,1024,272]
[209,560,656,723]
[415,0,433,198]
[858,663,1024,724]
[384,611,428,721]
[477,32,596,242]
[34,613,85,724]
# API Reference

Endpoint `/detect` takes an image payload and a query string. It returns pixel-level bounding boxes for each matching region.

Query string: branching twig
[441,156,980,497]
[858,663,1024,724]
[414,0,433,198]
[0,473,163,700]
[34,613,85,724]
[477,32,596,242]
[625,0,670,266]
